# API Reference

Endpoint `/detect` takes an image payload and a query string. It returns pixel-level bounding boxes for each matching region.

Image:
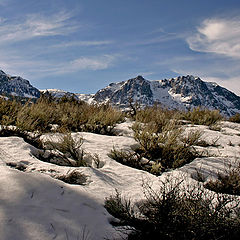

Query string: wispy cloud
[187,17,240,58]
[61,55,116,73]
[0,54,117,79]
[53,40,113,48]
[0,11,77,43]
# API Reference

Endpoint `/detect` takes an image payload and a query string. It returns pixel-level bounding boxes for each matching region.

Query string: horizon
[0,0,240,95]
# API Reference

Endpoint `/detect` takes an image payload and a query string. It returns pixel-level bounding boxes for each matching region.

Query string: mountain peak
[0,70,40,98]
[134,75,145,81]
[94,75,240,116]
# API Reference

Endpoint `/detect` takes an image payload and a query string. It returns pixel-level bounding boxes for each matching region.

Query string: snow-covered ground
[0,120,240,240]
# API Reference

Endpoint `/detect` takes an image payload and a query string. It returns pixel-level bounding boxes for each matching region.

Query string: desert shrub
[83,104,124,135]
[205,162,240,196]
[182,107,222,126]
[0,98,21,125]
[135,104,179,125]
[14,94,123,134]
[132,121,202,170]
[108,147,143,170]
[16,98,57,132]
[105,179,240,240]
[57,170,88,185]
[44,132,87,167]
[229,113,240,123]
[109,121,202,175]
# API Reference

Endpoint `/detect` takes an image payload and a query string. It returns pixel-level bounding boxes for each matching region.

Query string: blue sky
[0,0,240,95]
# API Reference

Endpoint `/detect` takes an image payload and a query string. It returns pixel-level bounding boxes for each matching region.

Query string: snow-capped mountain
[1,69,240,116]
[94,75,240,116]
[41,89,95,104]
[0,70,40,98]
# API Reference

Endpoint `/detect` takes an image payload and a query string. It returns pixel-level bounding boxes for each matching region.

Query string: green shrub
[105,179,240,240]
[182,107,222,126]
[109,123,203,175]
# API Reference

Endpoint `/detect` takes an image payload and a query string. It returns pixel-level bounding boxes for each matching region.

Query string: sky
[0,0,240,95]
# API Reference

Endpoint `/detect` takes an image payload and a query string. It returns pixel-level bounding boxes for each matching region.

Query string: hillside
[0,118,240,239]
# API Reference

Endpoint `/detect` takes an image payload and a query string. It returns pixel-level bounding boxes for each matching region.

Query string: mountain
[1,69,240,116]
[40,89,95,104]
[0,70,40,98]
[94,75,240,116]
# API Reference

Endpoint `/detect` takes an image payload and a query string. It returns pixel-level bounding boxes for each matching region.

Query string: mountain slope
[0,70,40,98]
[94,75,240,116]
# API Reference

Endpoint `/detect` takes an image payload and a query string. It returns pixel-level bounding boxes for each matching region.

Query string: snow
[0,120,240,239]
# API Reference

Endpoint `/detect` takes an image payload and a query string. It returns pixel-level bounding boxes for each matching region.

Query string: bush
[105,179,240,240]
[44,132,87,167]
[229,113,240,123]
[14,94,124,134]
[109,111,203,175]
[132,121,202,170]
[57,170,88,185]
[135,104,179,126]
[182,107,222,126]
[16,97,57,132]
[0,98,21,126]
[205,162,240,196]
[108,147,143,170]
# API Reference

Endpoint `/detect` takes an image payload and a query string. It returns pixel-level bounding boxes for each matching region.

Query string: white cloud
[187,17,240,58]
[65,55,116,72]
[0,11,77,43]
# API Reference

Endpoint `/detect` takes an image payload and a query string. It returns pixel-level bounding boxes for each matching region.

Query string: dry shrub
[57,170,88,185]
[182,107,222,126]
[44,132,87,167]
[229,113,240,123]
[16,97,57,132]
[108,147,143,170]
[205,162,240,196]
[109,115,203,175]
[105,178,240,240]
[14,93,123,134]
[0,98,21,125]
[135,104,179,125]
[132,121,202,170]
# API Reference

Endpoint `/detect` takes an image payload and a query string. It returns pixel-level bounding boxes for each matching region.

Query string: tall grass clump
[105,179,240,240]
[181,107,222,126]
